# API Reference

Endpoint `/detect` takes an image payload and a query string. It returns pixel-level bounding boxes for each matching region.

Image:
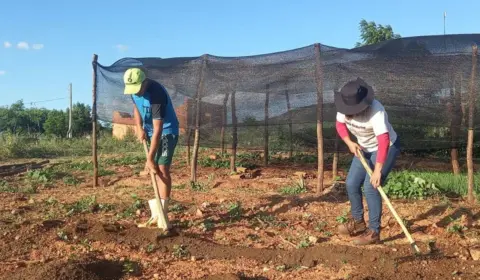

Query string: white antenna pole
[444,11,446,35]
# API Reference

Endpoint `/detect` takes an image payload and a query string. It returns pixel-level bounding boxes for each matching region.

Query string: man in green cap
[123,67,179,229]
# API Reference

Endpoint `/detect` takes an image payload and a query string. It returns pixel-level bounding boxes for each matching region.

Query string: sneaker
[338,218,367,236]
[352,229,380,245]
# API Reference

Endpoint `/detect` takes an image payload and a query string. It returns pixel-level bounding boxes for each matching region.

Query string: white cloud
[32,43,44,50]
[17,41,29,50]
[0,70,6,76]
[115,44,129,52]
[4,41,11,48]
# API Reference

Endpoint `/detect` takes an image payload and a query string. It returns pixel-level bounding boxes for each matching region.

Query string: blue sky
[0,0,479,110]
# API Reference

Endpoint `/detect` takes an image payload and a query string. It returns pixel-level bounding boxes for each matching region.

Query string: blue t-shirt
[131,80,179,137]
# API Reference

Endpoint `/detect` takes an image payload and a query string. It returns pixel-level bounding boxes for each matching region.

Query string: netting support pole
[190,55,208,183]
[285,80,293,159]
[450,73,462,175]
[230,90,237,172]
[91,54,98,187]
[467,44,478,204]
[314,43,325,194]
[332,135,339,181]
[264,84,270,166]
[186,98,192,167]
[221,91,230,155]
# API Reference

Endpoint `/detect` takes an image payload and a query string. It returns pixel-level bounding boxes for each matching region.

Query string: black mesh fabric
[95,34,480,153]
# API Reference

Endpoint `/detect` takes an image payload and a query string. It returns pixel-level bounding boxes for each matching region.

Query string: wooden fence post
[450,73,462,175]
[314,43,325,193]
[264,84,270,166]
[332,135,339,180]
[186,98,192,167]
[92,54,98,187]
[190,55,208,183]
[221,91,230,155]
[285,80,293,158]
[230,90,237,172]
[467,44,478,203]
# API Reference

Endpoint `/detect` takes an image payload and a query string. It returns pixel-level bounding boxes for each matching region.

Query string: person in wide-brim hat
[334,77,375,116]
[334,77,401,246]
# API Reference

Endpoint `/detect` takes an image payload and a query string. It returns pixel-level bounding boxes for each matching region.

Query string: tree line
[0,100,93,137]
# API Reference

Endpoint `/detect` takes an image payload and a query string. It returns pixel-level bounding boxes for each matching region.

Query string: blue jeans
[345,139,401,233]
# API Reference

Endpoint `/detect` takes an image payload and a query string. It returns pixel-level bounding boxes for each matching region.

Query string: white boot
[138,198,171,229]
[162,198,172,229]
[138,199,160,227]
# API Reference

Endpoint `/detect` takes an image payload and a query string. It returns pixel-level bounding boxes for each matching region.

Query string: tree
[355,19,401,47]
[68,102,92,137]
[44,110,68,137]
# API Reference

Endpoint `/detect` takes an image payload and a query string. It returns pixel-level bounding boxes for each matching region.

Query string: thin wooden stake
[314,44,325,193]
[186,98,192,167]
[332,135,339,180]
[230,90,238,172]
[467,44,478,204]
[264,84,270,166]
[221,92,230,155]
[92,54,98,187]
[285,80,293,159]
[451,74,461,175]
[190,55,208,183]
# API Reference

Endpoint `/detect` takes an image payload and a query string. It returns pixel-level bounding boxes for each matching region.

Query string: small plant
[170,203,185,213]
[146,244,156,254]
[226,202,242,221]
[98,169,115,177]
[336,211,348,224]
[122,260,136,274]
[199,218,215,232]
[57,230,68,241]
[314,221,328,232]
[0,180,17,193]
[117,193,145,219]
[279,179,307,195]
[25,169,54,190]
[296,237,311,249]
[447,223,467,234]
[172,244,189,258]
[190,181,208,192]
[65,196,98,216]
[68,161,93,171]
[63,175,81,186]
[103,155,144,166]
[172,183,186,190]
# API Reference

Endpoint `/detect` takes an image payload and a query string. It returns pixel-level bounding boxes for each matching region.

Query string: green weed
[172,244,189,259]
[279,179,307,195]
[383,171,441,200]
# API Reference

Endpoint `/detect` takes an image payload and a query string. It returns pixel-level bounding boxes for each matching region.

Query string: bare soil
[1,152,480,279]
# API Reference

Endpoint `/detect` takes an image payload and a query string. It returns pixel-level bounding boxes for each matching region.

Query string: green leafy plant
[117,193,145,219]
[172,244,189,258]
[383,172,440,200]
[226,202,242,221]
[336,211,348,224]
[279,179,307,195]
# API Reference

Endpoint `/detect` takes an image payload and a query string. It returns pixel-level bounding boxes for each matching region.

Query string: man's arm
[133,104,143,134]
[149,119,164,161]
[147,88,167,161]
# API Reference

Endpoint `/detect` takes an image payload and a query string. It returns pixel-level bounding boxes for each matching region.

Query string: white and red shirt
[336,99,397,163]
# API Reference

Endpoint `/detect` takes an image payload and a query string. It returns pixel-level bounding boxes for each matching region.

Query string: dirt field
[1,153,480,280]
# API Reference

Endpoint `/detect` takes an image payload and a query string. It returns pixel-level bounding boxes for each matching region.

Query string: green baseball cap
[123,68,146,94]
